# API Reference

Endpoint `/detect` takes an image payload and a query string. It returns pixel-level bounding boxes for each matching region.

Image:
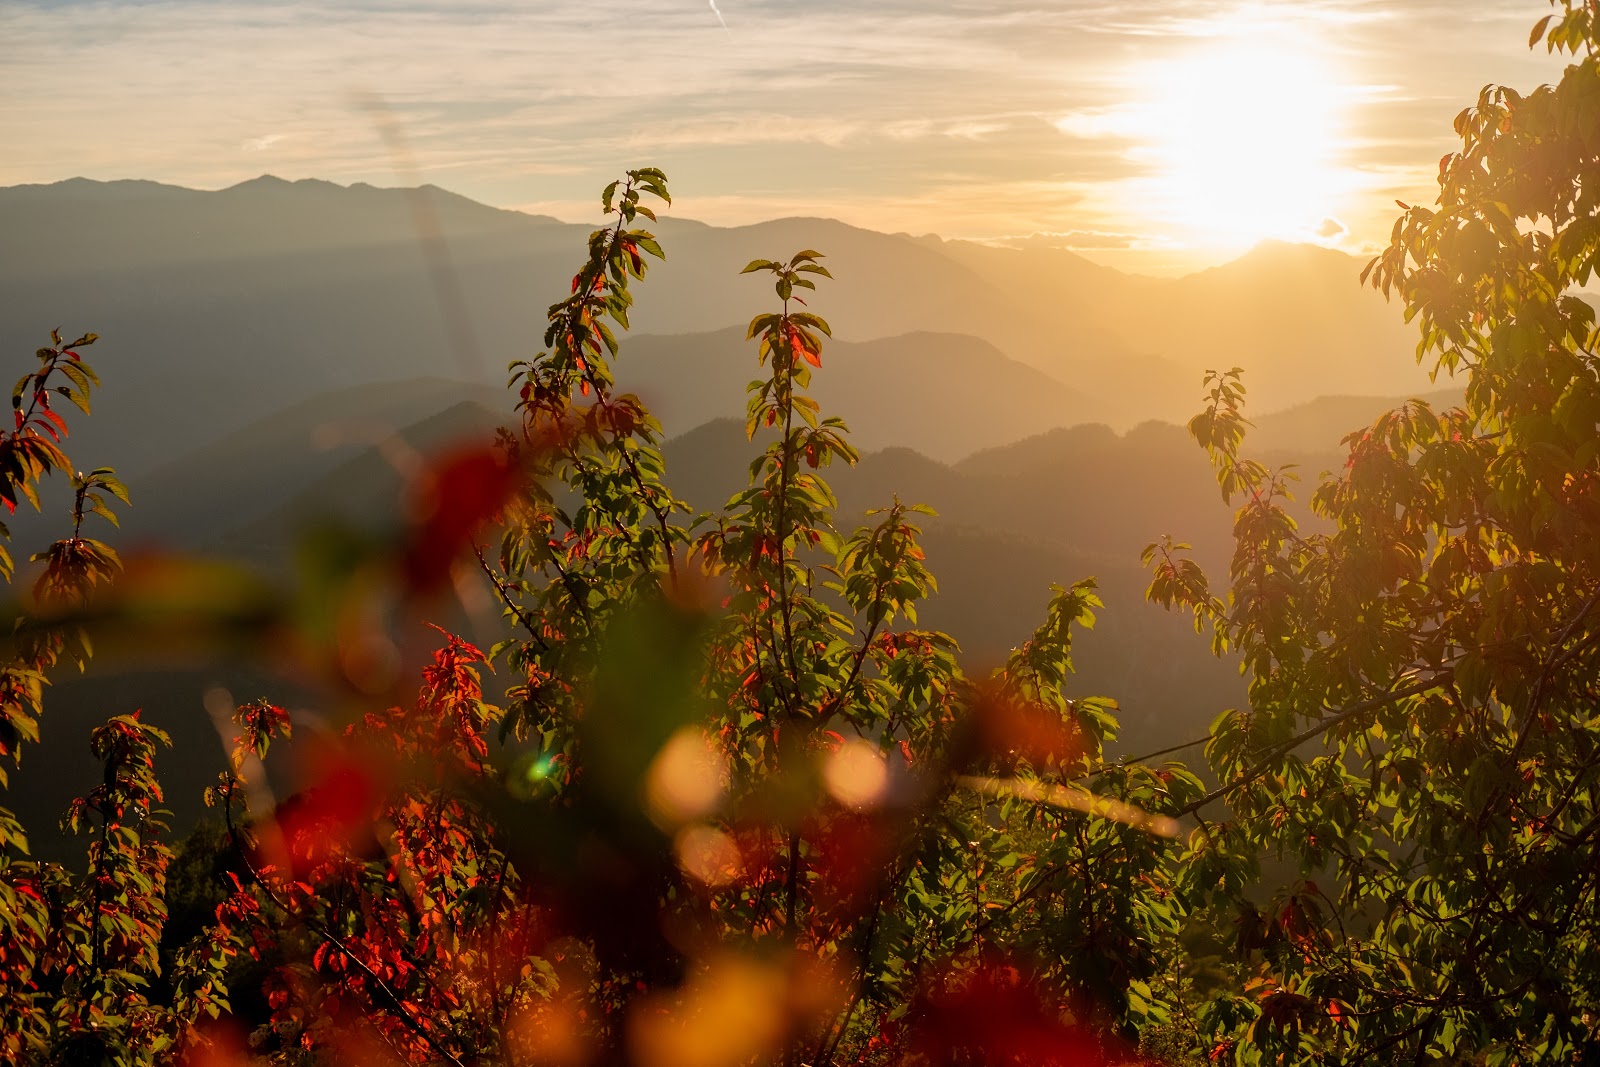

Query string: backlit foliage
[1,4,1598,1062]
[1146,2,1600,1061]
[0,170,1191,1065]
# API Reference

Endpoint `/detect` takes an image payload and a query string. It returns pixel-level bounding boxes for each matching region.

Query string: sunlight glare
[1132,39,1352,247]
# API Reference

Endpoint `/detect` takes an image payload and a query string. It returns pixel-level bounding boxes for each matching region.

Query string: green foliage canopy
[2,4,1600,1063]
[1145,3,1600,1060]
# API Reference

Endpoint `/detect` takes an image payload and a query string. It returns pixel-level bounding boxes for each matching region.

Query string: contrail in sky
[709,0,729,31]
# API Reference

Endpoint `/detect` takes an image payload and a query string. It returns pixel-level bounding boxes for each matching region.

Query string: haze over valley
[1,174,1460,846]
[4,175,1433,471]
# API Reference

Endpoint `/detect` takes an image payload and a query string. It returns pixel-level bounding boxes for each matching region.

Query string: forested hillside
[0,179,1441,861]
[8,381,1443,860]
[0,175,1429,475]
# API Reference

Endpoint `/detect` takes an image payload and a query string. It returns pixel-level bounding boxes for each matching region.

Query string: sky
[1,0,1573,274]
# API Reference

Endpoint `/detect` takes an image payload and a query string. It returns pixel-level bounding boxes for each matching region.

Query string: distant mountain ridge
[0,174,1473,860]
[2,175,1435,478]
[6,378,1454,855]
[613,327,1090,462]
[3,174,560,273]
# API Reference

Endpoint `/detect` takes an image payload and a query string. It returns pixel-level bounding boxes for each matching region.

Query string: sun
[1129,40,1353,248]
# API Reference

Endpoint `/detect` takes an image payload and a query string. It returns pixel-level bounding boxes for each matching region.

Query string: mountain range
[0,174,1463,854]
[2,175,1435,476]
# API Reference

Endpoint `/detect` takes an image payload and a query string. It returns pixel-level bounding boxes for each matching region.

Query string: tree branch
[219,781,470,1067]
[473,543,548,651]
[1175,674,1446,817]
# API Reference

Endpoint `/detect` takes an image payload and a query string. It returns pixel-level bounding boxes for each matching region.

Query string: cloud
[1312,216,1348,240]
[984,229,1163,251]
[1053,109,1138,141]
[884,116,1016,142]
[0,0,1574,271]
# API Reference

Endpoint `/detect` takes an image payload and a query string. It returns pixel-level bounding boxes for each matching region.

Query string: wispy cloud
[984,229,1174,252]
[0,0,1570,268]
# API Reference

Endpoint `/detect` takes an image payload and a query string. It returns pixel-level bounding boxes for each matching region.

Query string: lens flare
[675,825,743,886]
[823,739,889,810]
[644,727,728,827]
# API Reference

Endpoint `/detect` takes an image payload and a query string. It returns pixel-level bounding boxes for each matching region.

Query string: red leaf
[971,685,1087,770]
[903,956,1122,1065]
[402,441,527,594]
[809,811,896,918]
[270,745,385,877]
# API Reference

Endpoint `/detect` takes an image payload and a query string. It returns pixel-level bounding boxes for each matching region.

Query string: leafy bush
[3,4,1600,1063]
[0,172,1193,1065]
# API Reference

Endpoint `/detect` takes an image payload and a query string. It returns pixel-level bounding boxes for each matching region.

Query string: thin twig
[1076,732,1215,780]
[1175,674,1446,817]
[472,543,547,650]
[220,782,470,1067]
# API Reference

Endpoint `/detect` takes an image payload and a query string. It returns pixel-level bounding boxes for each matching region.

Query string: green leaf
[1529,12,1553,47]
